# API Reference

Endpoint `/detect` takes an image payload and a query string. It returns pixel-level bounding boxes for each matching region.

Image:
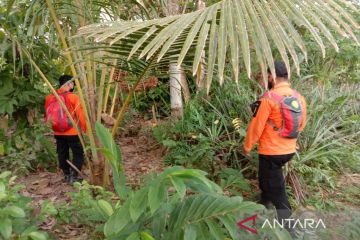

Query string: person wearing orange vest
[244,61,307,233]
[45,75,87,183]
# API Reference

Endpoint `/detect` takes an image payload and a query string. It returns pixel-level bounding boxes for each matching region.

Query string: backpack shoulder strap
[262,91,284,131]
[262,91,283,103]
[291,90,300,98]
[57,92,73,111]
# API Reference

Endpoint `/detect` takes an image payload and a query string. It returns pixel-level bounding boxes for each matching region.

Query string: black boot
[256,193,274,209]
[68,169,83,184]
[64,172,71,183]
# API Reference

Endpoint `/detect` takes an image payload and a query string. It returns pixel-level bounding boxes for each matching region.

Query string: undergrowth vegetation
[0,122,57,175]
[0,171,54,240]
[152,62,360,210]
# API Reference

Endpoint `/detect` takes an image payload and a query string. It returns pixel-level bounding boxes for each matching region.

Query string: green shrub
[152,79,258,178]
[0,122,57,175]
[0,171,50,240]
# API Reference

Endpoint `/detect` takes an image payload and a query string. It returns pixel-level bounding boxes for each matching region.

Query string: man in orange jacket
[244,61,307,230]
[45,75,87,183]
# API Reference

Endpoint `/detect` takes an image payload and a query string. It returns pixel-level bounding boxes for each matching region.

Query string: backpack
[45,93,73,132]
[263,91,303,139]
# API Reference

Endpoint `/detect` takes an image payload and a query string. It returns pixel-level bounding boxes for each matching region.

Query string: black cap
[268,60,288,78]
[59,75,73,86]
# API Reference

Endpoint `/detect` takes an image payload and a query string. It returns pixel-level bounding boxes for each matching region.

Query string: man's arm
[243,98,272,154]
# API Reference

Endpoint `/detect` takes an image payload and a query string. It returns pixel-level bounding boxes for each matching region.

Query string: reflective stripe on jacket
[244,82,307,155]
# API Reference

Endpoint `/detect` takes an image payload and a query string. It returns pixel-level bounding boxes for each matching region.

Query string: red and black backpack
[45,92,73,132]
[263,91,303,139]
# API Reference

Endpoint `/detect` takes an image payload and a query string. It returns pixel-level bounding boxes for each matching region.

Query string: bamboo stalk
[73,42,91,110]
[66,160,86,179]
[110,84,119,117]
[86,57,97,126]
[97,63,108,122]
[104,63,118,113]
[111,60,154,136]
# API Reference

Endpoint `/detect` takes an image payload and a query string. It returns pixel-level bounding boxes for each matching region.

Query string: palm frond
[76,0,360,87]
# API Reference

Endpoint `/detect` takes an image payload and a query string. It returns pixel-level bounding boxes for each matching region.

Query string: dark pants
[259,153,294,222]
[54,135,84,175]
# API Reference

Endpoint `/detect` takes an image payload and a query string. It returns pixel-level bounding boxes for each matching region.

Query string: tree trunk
[166,0,187,118]
[180,73,191,104]
[169,64,183,118]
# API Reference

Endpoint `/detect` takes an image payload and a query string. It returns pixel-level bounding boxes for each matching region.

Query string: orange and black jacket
[44,88,87,136]
[244,82,307,155]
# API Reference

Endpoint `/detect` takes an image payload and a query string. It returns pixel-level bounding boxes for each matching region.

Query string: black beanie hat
[59,75,73,86]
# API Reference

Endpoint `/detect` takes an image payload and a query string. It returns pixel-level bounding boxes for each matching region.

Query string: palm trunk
[169,64,184,118]
[180,73,190,104]
[166,0,186,118]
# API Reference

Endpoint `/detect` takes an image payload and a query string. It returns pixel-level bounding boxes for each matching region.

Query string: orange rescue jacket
[45,89,87,136]
[244,82,307,155]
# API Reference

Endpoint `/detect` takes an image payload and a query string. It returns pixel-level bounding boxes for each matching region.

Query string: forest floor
[16,116,164,239]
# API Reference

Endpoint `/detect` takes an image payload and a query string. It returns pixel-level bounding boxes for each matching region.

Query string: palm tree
[77,0,359,94]
[74,0,358,183]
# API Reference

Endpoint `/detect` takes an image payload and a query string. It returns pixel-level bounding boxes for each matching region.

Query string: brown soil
[16,117,164,239]
[338,173,360,187]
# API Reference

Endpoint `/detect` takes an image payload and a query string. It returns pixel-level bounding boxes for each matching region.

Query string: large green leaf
[95,122,121,164]
[168,193,244,232]
[218,215,238,239]
[129,188,148,222]
[184,225,197,240]
[205,219,225,240]
[95,122,128,199]
[148,178,167,214]
[28,231,47,240]
[104,202,131,237]
[0,218,12,239]
[4,206,26,218]
[169,176,187,200]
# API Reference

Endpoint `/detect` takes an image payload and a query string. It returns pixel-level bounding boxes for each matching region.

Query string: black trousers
[54,135,84,175]
[259,153,294,222]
